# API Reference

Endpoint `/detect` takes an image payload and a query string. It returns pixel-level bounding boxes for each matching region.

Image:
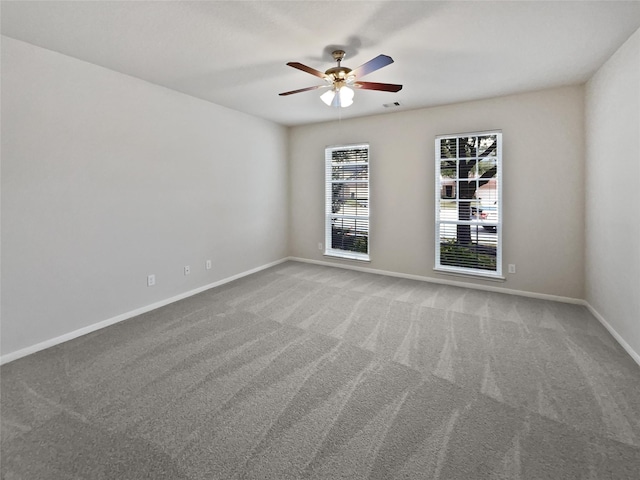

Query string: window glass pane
[438,222,497,271]
[470,199,483,224]
[458,136,477,158]
[331,183,345,213]
[478,203,499,225]
[340,183,369,216]
[477,158,497,177]
[332,148,368,163]
[332,164,368,180]
[438,222,458,243]
[478,135,497,157]
[440,138,457,159]
[457,199,473,221]
[457,159,476,180]
[330,217,368,254]
[440,160,456,179]
[438,200,457,221]
[440,179,457,199]
[457,180,476,202]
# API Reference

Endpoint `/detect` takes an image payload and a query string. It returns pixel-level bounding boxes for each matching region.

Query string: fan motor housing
[325,66,352,78]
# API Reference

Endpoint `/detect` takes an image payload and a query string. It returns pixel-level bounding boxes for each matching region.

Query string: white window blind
[435,132,502,277]
[325,144,370,261]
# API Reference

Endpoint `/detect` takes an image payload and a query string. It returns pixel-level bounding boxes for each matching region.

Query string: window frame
[434,131,503,279]
[324,143,370,262]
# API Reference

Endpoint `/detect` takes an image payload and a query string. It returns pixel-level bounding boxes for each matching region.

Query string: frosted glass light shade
[320,86,354,108]
[320,89,335,106]
[339,86,354,107]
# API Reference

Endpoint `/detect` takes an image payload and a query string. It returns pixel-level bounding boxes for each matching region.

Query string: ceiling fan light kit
[320,86,354,108]
[279,50,402,108]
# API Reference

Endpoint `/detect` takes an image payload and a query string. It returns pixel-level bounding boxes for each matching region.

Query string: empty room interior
[1,1,640,479]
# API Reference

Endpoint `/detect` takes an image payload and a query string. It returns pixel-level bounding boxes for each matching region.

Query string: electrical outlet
[147,274,156,287]
[184,265,191,276]
[206,260,212,270]
[318,243,323,251]
[508,264,516,274]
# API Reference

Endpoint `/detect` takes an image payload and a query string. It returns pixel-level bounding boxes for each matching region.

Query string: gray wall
[1,37,289,356]
[585,28,640,359]
[289,86,585,299]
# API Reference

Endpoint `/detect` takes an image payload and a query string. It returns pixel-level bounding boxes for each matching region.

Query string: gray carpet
[2,260,640,479]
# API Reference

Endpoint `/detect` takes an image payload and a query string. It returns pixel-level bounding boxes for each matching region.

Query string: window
[325,144,370,261]
[435,131,502,278]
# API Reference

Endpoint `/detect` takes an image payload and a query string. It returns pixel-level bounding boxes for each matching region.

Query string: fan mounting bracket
[331,50,346,62]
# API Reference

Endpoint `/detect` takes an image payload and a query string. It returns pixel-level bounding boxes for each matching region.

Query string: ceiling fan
[279,50,402,108]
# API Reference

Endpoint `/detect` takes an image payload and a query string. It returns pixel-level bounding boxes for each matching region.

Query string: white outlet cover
[147,274,156,286]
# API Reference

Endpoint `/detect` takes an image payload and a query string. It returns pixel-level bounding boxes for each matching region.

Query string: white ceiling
[2,1,639,126]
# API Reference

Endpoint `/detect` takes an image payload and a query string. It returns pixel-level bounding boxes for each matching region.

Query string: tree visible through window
[325,144,369,261]
[435,132,502,277]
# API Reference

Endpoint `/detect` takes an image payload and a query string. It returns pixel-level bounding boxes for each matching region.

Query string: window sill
[324,251,370,262]
[434,267,505,282]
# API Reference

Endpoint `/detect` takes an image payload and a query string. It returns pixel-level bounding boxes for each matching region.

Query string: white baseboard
[0,258,288,365]
[584,303,640,367]
[287,256,584,305]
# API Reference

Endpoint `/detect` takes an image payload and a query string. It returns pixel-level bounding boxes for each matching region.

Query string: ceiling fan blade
[286,62,328,79]
[350,54,394,78]
[279,84,328,96]
[354,81,403,92]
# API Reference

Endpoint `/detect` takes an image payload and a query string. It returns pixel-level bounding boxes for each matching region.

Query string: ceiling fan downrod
[325,50,352,79]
